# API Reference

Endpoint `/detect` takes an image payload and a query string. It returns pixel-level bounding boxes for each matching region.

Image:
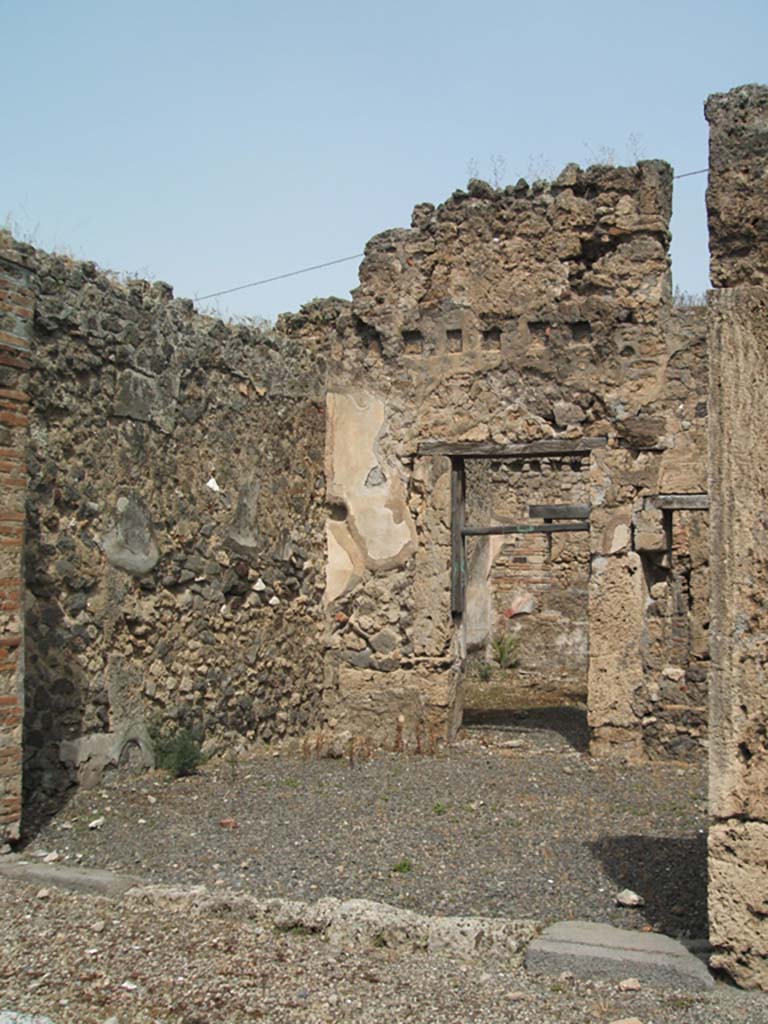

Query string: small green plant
[154,726,205,778]
[669,995,697,1009]
[433,802,448,816]
[491,632,519,670]
[225,745,239,781]
[477,661,494,682]
[391,857,413,875]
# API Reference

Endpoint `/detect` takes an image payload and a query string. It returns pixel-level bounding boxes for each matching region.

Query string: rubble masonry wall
[0,237,329,807]
[311,165,709,760]
[0,151,714,835]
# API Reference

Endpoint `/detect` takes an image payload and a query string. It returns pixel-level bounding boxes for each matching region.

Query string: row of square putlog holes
[401,321,592,354]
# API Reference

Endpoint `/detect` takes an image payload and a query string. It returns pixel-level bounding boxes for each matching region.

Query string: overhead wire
[194,253,364,302]
[194,168,709,303]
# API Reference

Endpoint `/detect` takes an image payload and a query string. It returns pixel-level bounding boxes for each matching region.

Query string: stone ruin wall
[0,80,767,993]
[314,162,710,762]
[705,84,768,989]
[0,237,330,815]
[0,144,714,842]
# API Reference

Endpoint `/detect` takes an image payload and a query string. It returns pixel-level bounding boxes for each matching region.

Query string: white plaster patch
[326,391,416,568]
[325,520,365,604]
[608,522,631,554]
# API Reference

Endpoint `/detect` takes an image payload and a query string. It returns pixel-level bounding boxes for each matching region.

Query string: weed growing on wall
[152,726,206,778]
[673,286,707,309]
[491,632,519,670]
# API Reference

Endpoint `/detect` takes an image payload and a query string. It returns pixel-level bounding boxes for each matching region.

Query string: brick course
[0,255,31,844]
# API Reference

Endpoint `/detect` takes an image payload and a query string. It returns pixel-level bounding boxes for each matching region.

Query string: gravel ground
[3,709,768,1023]
[22,709,709,939]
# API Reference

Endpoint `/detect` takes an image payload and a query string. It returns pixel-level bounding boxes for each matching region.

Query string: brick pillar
[0,255,32,845]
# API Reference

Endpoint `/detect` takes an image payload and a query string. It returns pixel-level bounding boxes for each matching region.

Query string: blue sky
[2,0,766,321]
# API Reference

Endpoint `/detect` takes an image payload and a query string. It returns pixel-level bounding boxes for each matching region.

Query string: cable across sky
[195,254,365,302]
[195,168,709,303]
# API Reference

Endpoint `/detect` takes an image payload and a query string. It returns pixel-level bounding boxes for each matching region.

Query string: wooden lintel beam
[529,503,591,520]
[643,493,709,511]
[463,522,589,537]
[417,437,608,459]
[450,459,466,616]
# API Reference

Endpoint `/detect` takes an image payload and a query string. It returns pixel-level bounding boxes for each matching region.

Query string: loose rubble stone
[618,976,642,991]
[126,885,540,962]
[616,888,645,908]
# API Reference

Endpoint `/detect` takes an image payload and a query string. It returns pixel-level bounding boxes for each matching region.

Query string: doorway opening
[445,440,602,752]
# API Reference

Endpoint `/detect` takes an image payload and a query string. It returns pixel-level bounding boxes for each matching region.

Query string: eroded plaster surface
[325,391,415,575]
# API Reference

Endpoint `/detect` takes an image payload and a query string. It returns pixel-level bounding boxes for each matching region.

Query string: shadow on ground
[462,705,590,752]
[591,833,708,938]
[19,784,79,846]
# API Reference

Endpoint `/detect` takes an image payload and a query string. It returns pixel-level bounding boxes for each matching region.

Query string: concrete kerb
[525,919,714,991]
[0,858,141,898]
[1,859,715,989]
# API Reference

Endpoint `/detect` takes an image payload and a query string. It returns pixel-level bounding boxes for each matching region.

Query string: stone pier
[706,84,768,989]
